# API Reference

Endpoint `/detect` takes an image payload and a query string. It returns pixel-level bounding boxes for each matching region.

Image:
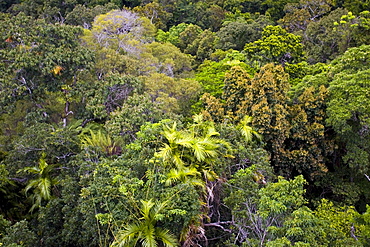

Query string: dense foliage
[1,0,370,246]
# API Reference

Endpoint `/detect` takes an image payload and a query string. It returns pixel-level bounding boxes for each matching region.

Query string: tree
[133,1,172,30]
[0,220,37,246]
[105,93,165,143]
[184,29,217,63]
[248,64,291,170]
[0,13,94,127]
[315,199,362,245]
[226,173,361,246]
[177,24,203,52]
[244,25,305,66]
[285,85,329,180]
[65,3,118,28]
[263,0,300,21]
[153,116,233,244]
[303,8,349,63]
[202,63,292,172]
[89,9,156,55]
[156,23,189,46]
[8,0,122,23]
[216,15,273,51]
[326,45,370,174]
[81,74,144,120]
[222,65,253,121]
[72,119,208,246]
[196,4,226,32]
[340,0,370,14]
[142,72,201,115]
[225,175,307,245]
[334,10,370,49]
[196,51,254,98]
[278,0,334,32]
[144,42,193,77]
[355,204,370,245]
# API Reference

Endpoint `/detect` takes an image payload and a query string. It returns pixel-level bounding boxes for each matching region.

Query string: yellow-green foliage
[315,199,358,238]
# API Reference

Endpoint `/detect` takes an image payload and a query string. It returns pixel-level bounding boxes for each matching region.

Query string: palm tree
[155,115,233,245]
[237,115,262,143]
[19,153,57,212]
[111,200,178,247]
[156,115,231,181]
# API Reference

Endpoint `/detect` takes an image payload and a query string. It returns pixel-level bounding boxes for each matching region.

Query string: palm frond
[66,119,84,131]
[24,179,39,195]
[113,199,176,247]
[204,125,220,138]
[29,193,42,213]
[240,125,254,142]
[140,200,155,222]
[38,153,49,171]
[165,167,202,187]
[192,139,219,162]
[157,144,173,162]
[37,177,52,200]
[114,223,141,247]
[175,134,194,149]
[171,153,185,168]
[141,225,156,247]
[203,170,219,181]
[162,122,178,143]
[155,227,178,247]
[238,115,262,143]
[20,166,41,174]
[192,141,207,162]
[192,114,203,124]
[21,153,56,212]
[241,115,253,125]
[81,130,118,155]
[210,137,232,150]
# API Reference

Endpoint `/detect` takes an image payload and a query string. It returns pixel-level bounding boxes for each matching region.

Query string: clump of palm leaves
[111,199,178,247]
[80,128,121,156]
[156,114,232,184]
[18,153,57,212]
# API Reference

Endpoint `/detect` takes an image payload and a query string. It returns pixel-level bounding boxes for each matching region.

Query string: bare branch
[203,221,233,233]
